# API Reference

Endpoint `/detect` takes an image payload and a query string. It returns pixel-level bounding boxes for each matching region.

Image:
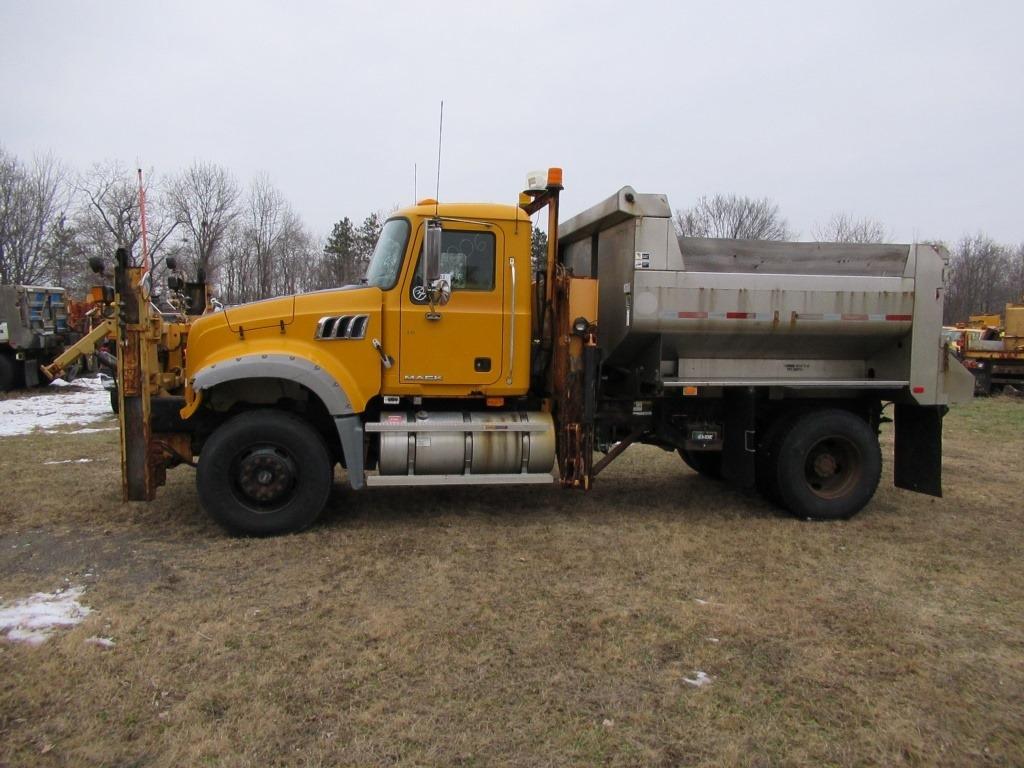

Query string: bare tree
[274,223,319,296]
[944,234,1014,323]
[165,162,240,281]
[0,148,70,285]
[247,174,289,300]
[813,213,888,243]
[0,148,24,283]
[44,213,88,295]
[1008,244,1024,305]
[675,194,793,240]
[219,175,316,303]
[218,220,253,304]
[74,161,176,269]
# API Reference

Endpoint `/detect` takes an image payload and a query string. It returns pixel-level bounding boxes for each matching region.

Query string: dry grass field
[0,389,1022,767]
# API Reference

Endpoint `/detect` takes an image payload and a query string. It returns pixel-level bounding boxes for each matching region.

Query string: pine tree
[531,227,547,274]
[322,217,358,286]
[355,212,383,269]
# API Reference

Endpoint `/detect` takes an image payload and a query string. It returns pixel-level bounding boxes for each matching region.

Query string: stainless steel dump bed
[559,187,973,406]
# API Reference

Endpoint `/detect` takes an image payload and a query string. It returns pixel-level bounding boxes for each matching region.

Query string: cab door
[399,222,504,387]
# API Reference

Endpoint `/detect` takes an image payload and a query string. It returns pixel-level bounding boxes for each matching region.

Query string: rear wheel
[197,409,333,535]
[973,369,992,395]
[774,409,881,521]
[679,449,723,479]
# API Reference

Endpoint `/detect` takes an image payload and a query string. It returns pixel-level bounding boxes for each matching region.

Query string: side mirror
[165,256,178,272]
[423,219,450,317]
[424,219,442,284]
[433,274,452,306]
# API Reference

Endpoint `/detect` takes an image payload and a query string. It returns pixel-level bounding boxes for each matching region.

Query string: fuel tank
[377,410,555,476]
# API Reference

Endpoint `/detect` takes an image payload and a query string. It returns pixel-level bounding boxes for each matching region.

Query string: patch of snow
[683,671,713,687]
[64,427,117,434]
[694,598,710,605]
[0,586,92,645]
[0,377,114,437]
[42,458,94,465]
[706,637,720,643]
[85,636,115,648]
[67,377,108,390]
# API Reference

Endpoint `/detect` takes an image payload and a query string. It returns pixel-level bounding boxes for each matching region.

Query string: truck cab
[183,201,535,410]
[173,197,555,533]
[373,202,534,398]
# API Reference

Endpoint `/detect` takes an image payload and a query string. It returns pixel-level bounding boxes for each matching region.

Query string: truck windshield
[364,218,411,290]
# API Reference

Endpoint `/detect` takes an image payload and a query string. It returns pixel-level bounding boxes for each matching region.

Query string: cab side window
[410,230,495,303]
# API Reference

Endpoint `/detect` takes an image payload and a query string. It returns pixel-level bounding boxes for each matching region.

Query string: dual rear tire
[767,409,880,520]
[683,409,881,521]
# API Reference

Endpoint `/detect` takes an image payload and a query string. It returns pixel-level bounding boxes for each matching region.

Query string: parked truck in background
[103,169,974,534]
[0,284,74,391]
[960,302,1024,394]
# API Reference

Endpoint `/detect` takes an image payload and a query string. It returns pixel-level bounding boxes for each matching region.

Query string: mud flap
[721,388,757,488]
[893,404,945,497]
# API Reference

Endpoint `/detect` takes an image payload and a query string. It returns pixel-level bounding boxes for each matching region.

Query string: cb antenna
[434,100,444,217]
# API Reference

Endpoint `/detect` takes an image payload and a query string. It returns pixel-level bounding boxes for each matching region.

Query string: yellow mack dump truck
[106,169,974,534]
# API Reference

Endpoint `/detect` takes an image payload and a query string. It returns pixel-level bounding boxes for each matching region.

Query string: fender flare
[192,353,354,415]
[192,354,366,489]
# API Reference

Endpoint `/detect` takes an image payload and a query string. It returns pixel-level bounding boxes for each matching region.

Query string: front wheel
[774,410,881,521]
[197,410,333,535]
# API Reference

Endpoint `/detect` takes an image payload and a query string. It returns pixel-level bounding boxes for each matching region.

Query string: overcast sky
[1,0,1021,245]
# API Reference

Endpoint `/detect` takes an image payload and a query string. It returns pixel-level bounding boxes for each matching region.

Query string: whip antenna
[434,100,444,217]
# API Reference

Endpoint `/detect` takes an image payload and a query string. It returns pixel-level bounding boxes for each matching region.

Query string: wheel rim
[802,436,862,500]
[231,445,298,512]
